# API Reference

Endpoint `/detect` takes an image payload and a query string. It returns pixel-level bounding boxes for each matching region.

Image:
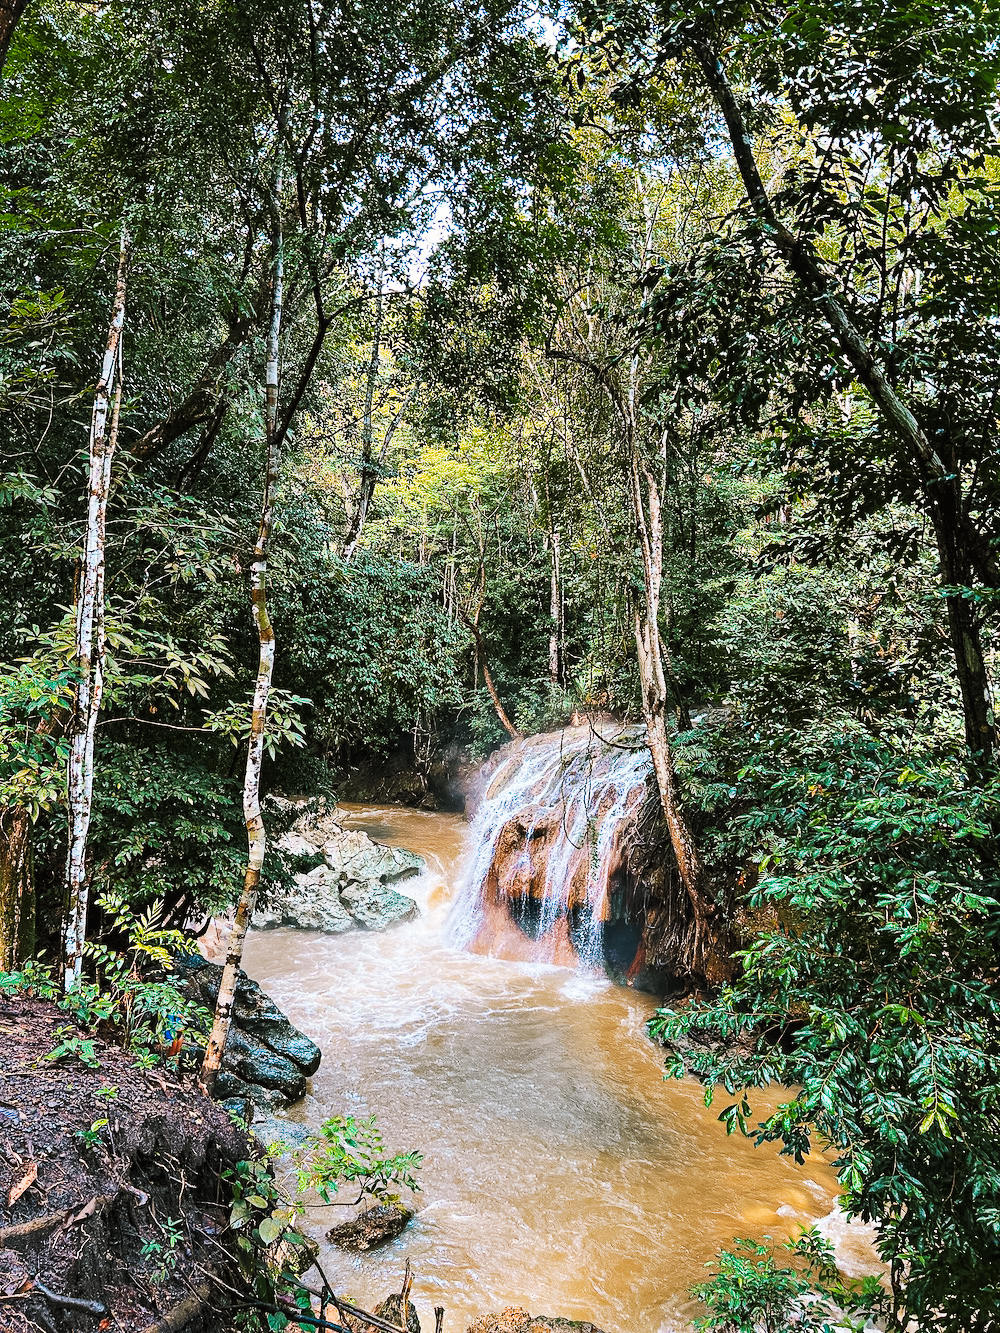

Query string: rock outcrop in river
[448,723,733,991]
[175,954,322,1109]
[256,799,423,934]
[448,726,664,986]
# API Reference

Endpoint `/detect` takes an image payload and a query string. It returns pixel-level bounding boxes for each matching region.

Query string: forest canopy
[1,0,999,1328]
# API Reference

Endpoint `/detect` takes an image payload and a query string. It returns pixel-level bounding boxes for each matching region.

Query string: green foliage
[0,958,59,1000]
[79,892,212,1056]
[693,1229,883,1333]
[276,546,466,754]
[45,1025,100,1069]
[0,658,74,819]
[654,726,1000,1331]
[294,1114,423,1206]
[8,895,213,1065]
[88,748,248,920]
[204,689,310,760]
[141,1216,186,1283]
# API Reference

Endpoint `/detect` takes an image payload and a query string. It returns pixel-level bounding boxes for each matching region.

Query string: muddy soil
[0,996,253,1332]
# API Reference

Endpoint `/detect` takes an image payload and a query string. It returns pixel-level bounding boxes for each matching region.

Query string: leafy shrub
[655,726,1000,1332]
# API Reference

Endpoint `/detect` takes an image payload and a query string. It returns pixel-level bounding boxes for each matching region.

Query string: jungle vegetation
[1,0,999,1328]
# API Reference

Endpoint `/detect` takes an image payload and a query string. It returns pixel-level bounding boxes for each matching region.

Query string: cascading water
[447,726,654,974]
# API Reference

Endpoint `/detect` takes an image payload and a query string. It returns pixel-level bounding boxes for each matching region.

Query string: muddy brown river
[242,804,857,1332]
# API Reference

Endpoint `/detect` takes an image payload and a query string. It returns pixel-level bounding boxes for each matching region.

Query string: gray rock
[214,1074,287,1113]
[466,1314,608,1333]
[225,1028,307,1098]
[174,955,321,1109]
[323,829,423,888]
[277,832,322,859]
[252,1115,316,1152]
[327,1203,414,1252]
[340,879,419,931]
[256,818,423,934]
[241,1017,321,1076]
[254,863,359,934]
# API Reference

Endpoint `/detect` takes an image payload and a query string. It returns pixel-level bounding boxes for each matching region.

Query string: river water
[242,803,848,1333]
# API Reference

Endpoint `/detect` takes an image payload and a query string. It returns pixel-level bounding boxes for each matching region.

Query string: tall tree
[576,0,1000,765]
[64,228,127,991]
[200,201,284,1092]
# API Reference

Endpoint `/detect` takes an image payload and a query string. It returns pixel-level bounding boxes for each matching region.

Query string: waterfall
[447,726,654,972]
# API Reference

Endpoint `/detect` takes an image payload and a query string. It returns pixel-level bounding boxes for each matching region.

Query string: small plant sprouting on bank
[295,1114,423,1206]
[141,1215,186,1283]
[45,1024,100,1068]
[76,1118,109,1149]
[693,1229,886,1333]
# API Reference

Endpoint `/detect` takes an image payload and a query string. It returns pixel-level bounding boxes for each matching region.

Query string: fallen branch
[0,1194,115,1248]
[138,1278,216,1333]
[33,1277,106,1317]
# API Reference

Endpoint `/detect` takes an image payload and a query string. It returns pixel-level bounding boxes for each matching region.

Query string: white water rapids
[241,797,868,1332]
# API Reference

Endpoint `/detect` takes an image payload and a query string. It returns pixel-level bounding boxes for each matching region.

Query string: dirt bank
[0,995,253,1331]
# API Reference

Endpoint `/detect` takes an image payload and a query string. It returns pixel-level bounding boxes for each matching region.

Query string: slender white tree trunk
[200,213,284,1093]
[64,228,127,992]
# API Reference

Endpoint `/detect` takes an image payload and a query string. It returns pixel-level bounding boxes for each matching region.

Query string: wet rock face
[255,801,423,934]
[327,1202,414,1252]
[175,955,321,1109]
[467,1311,607,1333]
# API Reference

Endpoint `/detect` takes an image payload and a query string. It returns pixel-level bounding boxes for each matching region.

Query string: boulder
[256,807,423,935]
[255,864,359,934]
[374,1292,421,1333]
[467,1313,607,1333]
[323,829,423,889]
[326,1202,413,1252]
[340,879,419,931]
[174,955,321,1110]
[223,1028,307,1099]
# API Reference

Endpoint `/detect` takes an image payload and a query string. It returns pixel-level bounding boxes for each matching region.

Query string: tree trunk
[0,809,33,971]
[628,440,715,968]
[64,228,127,992]
[548,527,561,686]
[200,218,284,1095]
[932,506,996,764]
[464,616,521,741]
[0,0,30,75]
[342,284,384,563]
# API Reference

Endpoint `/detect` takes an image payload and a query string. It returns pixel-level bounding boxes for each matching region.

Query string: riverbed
[242,803,847,1332]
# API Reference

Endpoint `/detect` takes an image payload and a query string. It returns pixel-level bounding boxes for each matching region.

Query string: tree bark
[64,228,127,992]
[129,319,253,463]
[463,615,521,741]
[628,442,715,962]
[0,0,30,75]
[342,283,385,562]
[200,215,284,1095]
[0,809,33,971]
[547,527,561,686]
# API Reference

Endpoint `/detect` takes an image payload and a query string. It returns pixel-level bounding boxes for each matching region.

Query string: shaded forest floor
[0,996,251,1332]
